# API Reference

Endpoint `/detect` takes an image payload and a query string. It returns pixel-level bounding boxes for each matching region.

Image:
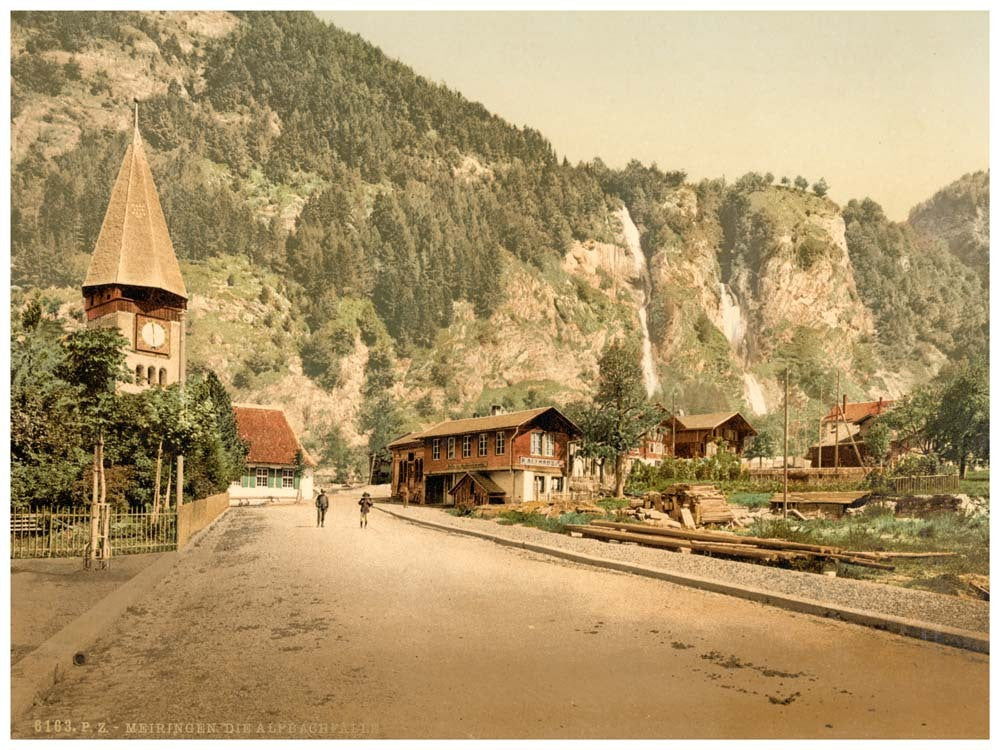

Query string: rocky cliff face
[907,171,989,286]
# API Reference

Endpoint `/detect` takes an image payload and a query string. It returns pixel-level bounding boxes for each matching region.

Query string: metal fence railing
[11,507,177,559]
[889,474,961,495]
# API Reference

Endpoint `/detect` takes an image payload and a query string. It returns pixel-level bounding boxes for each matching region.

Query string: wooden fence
[889,474,960,495]
[11,507,178,559]
[177,492,230,548]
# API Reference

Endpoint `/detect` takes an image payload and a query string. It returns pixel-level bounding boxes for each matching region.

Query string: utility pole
[834,370,841,471]
[817,387,824,470]
[671,392,677,457]
[783,367,789,520]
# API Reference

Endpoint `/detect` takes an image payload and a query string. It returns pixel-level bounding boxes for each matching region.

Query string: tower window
[147,366,156,385]
[159,368,167,386]
[135,365,145,384]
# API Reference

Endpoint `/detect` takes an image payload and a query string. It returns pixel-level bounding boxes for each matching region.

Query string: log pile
[564,519,958,571]
[662,484,736,526]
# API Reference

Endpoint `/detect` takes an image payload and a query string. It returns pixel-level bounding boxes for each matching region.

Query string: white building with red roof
[230,404,317,504]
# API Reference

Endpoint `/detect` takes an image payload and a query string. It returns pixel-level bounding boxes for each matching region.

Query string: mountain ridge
[10,10,988,472]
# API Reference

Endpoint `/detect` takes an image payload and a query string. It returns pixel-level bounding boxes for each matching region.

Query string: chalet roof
[415,407,581,440]
[83,118,187,300]
[672,411,757,435]
[233,404,316,467]
[387,431,423,449]
[823,399,896,425]
[448,472,506,496]
[810,422,863,448]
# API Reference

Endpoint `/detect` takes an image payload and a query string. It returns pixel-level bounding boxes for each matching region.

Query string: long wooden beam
[589,520,901,566]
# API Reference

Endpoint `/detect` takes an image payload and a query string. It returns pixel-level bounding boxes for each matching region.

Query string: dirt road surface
[15,492,988,739]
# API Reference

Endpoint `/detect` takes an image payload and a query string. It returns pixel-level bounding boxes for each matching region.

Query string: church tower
[82,103,187,392]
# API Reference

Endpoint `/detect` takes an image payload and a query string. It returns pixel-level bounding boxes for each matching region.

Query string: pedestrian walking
[359,492,373,529]
[315,488,329,528]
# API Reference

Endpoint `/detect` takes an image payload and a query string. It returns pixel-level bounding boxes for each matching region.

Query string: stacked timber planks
[663,484,735,525]
[565,520,957,571]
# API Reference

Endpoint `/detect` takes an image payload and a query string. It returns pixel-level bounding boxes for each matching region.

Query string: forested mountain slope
[10,11,988,473]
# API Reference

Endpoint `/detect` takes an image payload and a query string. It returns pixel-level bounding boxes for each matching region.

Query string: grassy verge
[742,506,989,596]
[960,470,989,498]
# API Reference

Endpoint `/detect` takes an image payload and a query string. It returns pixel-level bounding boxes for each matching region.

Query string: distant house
[628,425,670,465]
[230,404,316,504]
[660,412,758,459]
[807,397,897,468]
[388,406,583,506]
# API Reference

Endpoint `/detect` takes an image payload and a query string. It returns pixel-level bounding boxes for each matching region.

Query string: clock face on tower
[135,314,170,355]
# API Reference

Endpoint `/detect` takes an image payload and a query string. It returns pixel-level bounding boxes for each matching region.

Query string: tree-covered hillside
[11,10,614,351]
[10,10,989,465]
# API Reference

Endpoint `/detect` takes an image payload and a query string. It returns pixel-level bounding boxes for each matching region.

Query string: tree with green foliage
[794,175,809,190]
[863,419,891,469]
[55,327,131,564]
[812,177,829,197]
[928,357,988,478]
[744,430,777,467]
[11,299,88,509]
[572,340,660,498]
[882,385,940,455]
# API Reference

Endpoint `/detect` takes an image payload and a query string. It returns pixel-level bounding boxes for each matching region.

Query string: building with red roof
[230,404,316,504]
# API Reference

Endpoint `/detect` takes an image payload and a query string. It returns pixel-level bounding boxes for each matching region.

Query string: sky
[316,11,988,220]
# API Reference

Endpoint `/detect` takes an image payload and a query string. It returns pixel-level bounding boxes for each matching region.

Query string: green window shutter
[294,474,301,489]
[242,471,250,488]
[268,469,276,488]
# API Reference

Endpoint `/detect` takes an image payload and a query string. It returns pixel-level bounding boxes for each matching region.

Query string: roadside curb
[10,508,231,723]
[376,506,989,654]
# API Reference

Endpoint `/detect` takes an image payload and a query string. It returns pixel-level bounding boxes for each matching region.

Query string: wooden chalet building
[661,412,757,459]
[388,407,582,506]
[807,397,897,468]
[230,405,316,504]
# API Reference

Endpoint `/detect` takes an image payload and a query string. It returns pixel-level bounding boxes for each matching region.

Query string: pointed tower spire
[83,102,187,300]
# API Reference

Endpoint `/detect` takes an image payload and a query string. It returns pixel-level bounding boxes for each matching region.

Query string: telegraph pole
[817,387,824,470]
[671,392,677,457]
[834,370,841,471]
[783,367,789,520]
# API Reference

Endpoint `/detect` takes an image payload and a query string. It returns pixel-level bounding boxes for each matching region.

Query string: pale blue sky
[317,11,988,219]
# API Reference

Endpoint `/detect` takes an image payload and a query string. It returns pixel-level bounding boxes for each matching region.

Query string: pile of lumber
[564,519,959,571]
[662,484,736,526]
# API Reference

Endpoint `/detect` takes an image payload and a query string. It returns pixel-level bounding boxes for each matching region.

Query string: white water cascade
[619,205,658,397]
[743,372,767,415]
[719,282,768,414]
[718,282,746,347]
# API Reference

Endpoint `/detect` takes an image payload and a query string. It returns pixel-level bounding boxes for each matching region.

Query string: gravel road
[388,504,989,634]
[15,491,988,739]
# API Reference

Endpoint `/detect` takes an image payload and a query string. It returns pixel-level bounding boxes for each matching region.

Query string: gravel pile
[383,505,989,634]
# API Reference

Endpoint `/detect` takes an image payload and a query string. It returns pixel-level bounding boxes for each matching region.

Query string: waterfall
[618,205,657,397]
[743,373,767,415]
[718,282,746,347]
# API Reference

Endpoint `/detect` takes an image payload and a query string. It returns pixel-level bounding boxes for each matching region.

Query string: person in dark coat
[315,488,329,528]
[358,492,373,529]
